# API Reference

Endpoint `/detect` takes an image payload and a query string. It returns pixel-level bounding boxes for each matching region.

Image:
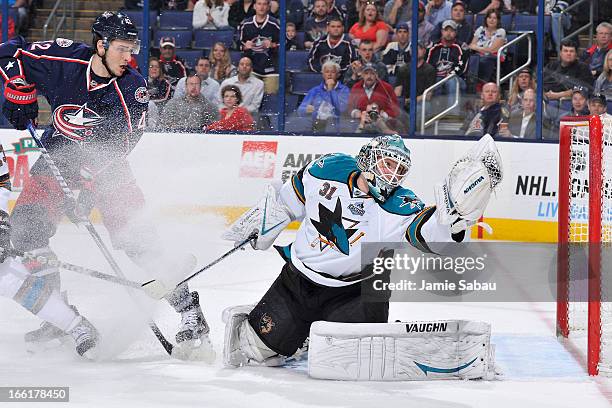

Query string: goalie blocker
[308,320,496,381]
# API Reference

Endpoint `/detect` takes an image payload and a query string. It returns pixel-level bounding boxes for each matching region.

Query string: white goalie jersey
[275,153,458,287]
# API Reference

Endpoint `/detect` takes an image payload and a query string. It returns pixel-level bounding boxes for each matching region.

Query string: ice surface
[1,216,611,408]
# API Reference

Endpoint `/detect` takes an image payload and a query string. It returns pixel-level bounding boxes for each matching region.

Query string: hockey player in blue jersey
[0,12,212,358]
[221,134,502,367]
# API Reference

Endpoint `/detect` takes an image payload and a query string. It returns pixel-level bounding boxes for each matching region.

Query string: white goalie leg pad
[223,305,281,368]
[308,320,495,381]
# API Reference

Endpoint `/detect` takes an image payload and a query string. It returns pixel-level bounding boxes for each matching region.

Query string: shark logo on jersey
[398,195,423,210]
[310,198,361,255]
[52,103,105,143]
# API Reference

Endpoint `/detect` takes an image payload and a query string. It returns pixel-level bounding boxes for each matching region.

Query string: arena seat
[290,71,321,95]
[159,11,193,30]
[176,49,204,69]
[285,50,310,71]
[193,29,234,49]
[124,10,158,29]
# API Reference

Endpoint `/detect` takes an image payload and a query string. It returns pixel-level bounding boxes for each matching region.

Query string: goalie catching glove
[434,134,503,234]
[222,184,291,250]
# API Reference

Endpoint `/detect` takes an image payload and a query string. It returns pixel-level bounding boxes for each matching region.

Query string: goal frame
[557,114,604,376]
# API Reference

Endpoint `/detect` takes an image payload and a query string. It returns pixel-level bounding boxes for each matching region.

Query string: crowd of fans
[113,0,612,135]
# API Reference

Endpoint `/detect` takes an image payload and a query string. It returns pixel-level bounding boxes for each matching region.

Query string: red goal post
[557,114,612,376]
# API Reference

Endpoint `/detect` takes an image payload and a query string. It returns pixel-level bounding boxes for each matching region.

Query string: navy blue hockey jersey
[308,35,356,73]
[0,37,148,174]
[239,15,280,75]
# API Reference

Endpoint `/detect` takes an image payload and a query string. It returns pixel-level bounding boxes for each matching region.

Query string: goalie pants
[10,156,146,252]
[248,262,389,357]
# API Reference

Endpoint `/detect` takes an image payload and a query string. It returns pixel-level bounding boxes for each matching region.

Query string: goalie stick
[25,123,177,357]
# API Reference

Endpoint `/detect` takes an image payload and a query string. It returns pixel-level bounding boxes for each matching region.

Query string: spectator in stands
[9,0,29,31]
[164,0,189,9]
[220,57,265,114]
[498,88,537,139]
[356,102,399,133]
[210,42,237,83]
[0,13,17,40]
[349,2,390,52]
[239,0,281,93]
[193,0,231,29]
[559,86,590,117]
[594,50,612,100]
[308,17,357,74]
[383,0,412,28]
[304,0,329,49]
[308,0,347,24]
[464,82,509,136]
[427,20,468,110]
[425,0,452,27]
[581,22,612,79]
[394,41,436,114]
[548,1,572,52]
[229,0,254,28]
[466,0,507,14]
[406,1,435,47]
[507,68,536,112]
[158,74,219,132]
[147,58,172,109]
[175,57,221,106]
[544,40,593,101]
[468,9,506,84]
[381,22,410,74]
[205,85,255,131]
[349,63,400,123]
[297,60,350,131]
[285,22,301,50]
[124,0,163,10]
[588,93,609,117]
[430,0,473,48]
[158,37,187,89]
[344,40,388,87]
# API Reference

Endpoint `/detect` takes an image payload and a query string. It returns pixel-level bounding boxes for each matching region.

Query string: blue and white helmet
[356,134,412,202]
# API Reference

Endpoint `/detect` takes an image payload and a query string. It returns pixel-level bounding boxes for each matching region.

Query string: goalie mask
[356,135,412,202]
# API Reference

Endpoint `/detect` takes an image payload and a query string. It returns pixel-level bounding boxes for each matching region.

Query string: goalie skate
[68,316,99,360]
[173,291,216,363]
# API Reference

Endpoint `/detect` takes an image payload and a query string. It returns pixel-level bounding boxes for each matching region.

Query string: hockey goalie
[222,134,502,380]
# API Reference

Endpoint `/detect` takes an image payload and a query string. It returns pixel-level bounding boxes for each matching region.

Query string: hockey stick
[0,247,143,289]
[25,123,175,356]
[141,233,257,299]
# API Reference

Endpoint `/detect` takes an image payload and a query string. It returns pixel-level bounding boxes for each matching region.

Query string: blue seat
[154,30,192,48]
[608,100,612,114]
[290,71,321,95]
[229,50,242,65]
[176,49,204,69]
[260,93,299,114]
[514,14,551,34]
[193,29,235,49]
[285,116,313,133]
[285,50,309,71]
[159,11,193,30]
[123,10,158,29]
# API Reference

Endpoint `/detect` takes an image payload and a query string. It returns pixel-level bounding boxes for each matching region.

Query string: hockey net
[557,114,612,376]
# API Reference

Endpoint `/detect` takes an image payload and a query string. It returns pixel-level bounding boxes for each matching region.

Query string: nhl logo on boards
[56,38,73,47]
[259,313,275,335]
[134,87,149,104]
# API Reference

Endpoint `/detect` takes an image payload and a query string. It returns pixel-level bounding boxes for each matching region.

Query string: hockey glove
[66,167,96,225]
[222,184,291,250]
[2,76,38,130]
[434,134,503,235]
[0,210,11,263]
